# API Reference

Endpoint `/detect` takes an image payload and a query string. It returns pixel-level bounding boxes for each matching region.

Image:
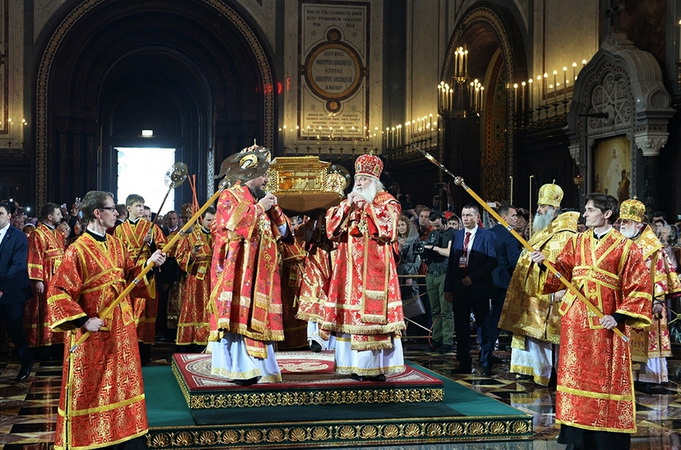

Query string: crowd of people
[1,152,680,449]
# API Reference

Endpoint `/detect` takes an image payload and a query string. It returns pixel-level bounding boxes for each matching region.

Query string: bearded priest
[321,154,406,381]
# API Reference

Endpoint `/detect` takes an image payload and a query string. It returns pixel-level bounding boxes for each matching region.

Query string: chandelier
[438,46,483,118]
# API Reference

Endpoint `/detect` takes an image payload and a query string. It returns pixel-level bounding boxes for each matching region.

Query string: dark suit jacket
[490,223,521,289]
[0,225,32,305]
[445,227,497,300]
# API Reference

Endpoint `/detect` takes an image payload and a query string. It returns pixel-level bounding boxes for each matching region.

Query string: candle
[521,81,526,114]
[509,175,514,204]
[563,67,568,101]
[578,59,587,81]
[528,78,533,111]
[7,117,12,140]
[513,83,518,114]
[552,70,558,102]
[542,73,548,103]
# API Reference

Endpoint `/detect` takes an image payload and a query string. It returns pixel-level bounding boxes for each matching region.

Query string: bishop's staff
[418,149,628,342]
[69,176,231,354]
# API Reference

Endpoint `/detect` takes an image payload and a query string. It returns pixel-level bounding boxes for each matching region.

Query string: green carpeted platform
[143,362,532,448]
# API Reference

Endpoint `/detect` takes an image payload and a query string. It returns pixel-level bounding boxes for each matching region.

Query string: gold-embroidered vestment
[544,229,652,433]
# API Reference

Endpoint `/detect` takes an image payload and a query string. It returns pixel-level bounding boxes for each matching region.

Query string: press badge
[458,256,468,267]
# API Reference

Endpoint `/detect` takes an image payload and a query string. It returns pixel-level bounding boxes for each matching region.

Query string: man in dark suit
[0,201,34,381]
[445,203,497,376]
[489,205,521,357]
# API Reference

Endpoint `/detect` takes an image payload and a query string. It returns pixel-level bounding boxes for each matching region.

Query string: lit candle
[513,83,518,114]
[543,73,548,103]
[7,117,12,140]
[521,81,526,114]
[572,62,577,83]
[553,70,558,102]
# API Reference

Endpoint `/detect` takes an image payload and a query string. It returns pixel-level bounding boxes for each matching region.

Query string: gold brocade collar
[633,224,663,260]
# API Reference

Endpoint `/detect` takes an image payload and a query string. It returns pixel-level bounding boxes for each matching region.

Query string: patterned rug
[171,352,445,409]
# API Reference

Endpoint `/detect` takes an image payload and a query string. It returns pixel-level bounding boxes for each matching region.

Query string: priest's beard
[249,185,267,200]
[353,180,380,203]
[620,224,640,239]
[532,207,555,233]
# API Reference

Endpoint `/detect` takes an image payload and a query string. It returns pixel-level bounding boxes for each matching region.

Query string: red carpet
[172,352,445,408]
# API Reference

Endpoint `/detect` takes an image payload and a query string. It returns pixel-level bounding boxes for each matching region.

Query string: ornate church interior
[2,0,681,448]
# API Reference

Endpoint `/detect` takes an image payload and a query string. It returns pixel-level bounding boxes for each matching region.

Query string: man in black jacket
[0,201,33,381]
[445,204,497,376]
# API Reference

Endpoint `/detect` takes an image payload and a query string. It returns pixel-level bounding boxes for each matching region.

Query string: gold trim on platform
[146,417,533,448]
[172,359,444,409]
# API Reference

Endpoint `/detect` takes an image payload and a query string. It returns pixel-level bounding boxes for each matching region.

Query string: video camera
[413,233,437,255]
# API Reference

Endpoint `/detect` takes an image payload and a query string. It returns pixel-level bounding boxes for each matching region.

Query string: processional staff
[69,174,230,354]
[417,149,628,342]
[129,162,189,268]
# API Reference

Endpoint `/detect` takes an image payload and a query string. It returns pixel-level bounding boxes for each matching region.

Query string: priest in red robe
[47,190,166,449]
[531,193,651,449]
[208,144,291,385]
[321,154,406,381]
[26,202,65,353]
[174,206,215,350]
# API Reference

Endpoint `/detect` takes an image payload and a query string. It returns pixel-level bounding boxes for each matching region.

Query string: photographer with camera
[422,210,455,354]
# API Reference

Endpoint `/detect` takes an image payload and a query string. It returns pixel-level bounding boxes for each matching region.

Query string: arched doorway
[34,0,276,207]
[441,4,527,206]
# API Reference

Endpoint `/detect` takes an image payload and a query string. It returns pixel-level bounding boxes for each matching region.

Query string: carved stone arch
[566,32,674,203]
[34,0,276,207]
[441,4,525,200]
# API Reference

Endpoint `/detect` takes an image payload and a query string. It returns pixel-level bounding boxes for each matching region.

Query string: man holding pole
[47,190,167,449]
[498,183,579,385]
[531,193,651,449]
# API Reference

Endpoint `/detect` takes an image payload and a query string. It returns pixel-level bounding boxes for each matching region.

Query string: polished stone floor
[1,337,681,449]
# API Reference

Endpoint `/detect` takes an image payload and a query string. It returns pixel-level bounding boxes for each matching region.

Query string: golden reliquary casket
[265,156,350,214]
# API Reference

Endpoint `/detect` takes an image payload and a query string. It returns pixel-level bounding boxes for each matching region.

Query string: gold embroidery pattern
[146,418,532,448]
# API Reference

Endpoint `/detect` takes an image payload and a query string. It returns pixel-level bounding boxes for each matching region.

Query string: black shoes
[233,377,258,386]
[309,341,323,353]
[437,345,454,354]
[16,358,34,382]
[480,366,493,377]
[351,373,386,382]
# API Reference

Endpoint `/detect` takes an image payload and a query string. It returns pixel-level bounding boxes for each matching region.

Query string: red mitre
[354,154,383,180]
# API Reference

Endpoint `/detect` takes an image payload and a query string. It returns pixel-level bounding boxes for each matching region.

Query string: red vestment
[629,225,681,363]
[47,232,153,449]
[296,244,333,324]
[209,184,289,359]
[322,191,406,351]
[114,219,166,344]
[278,225,308,349]
[26,222,65,347]
[544,229,652,433]
[175,226,213,345]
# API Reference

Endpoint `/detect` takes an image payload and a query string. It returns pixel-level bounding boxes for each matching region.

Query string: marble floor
[1,338,681,449]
